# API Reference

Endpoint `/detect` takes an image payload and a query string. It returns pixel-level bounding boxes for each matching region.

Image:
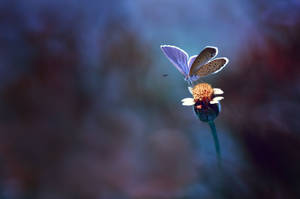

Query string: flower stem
[208,121,221,162]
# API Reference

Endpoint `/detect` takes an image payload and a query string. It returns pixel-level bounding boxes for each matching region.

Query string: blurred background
[0,0,300,198]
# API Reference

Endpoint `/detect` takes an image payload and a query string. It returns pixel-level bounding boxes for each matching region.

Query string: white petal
[181,97,194,102]
[210,100,219,104]
[213,88,224,95]
[212,96,224,101]
[188,87,193,94]
[182,101,195,106]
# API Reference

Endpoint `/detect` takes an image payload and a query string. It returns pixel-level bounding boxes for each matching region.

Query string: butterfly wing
[160,45,189,76]
[189,46,218,76]
[188,55,198,69]
[194,57,229,77]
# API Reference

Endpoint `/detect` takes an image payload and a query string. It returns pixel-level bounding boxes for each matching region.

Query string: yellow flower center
[192,83,213,102]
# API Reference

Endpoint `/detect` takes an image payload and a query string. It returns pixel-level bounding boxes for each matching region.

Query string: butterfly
[160,45,229,83]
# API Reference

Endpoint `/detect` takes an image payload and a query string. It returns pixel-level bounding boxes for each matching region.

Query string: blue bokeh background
[0,0,300,198]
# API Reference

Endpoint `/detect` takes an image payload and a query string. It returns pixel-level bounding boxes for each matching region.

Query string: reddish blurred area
[0,0,300,199]
[219,2,300,198]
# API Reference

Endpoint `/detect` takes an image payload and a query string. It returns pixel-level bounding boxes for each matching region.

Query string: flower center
[192,83,213,102]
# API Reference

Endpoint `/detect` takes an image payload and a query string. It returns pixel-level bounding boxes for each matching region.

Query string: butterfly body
[160,45,228,83]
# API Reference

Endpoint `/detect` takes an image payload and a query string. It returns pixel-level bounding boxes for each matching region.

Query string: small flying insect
[162,74,168,77]
[160,45,229,84]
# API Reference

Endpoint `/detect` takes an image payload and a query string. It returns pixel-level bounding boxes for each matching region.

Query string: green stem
[208,121,221,162]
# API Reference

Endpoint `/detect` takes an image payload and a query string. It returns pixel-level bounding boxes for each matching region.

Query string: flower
[181,83,224,122]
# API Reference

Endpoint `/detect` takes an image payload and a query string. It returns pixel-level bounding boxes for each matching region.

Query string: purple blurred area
[0,0,300,198]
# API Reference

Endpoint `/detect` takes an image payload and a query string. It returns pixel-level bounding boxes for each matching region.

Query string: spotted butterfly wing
[194,57,229,77]
[189,46,218,76]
